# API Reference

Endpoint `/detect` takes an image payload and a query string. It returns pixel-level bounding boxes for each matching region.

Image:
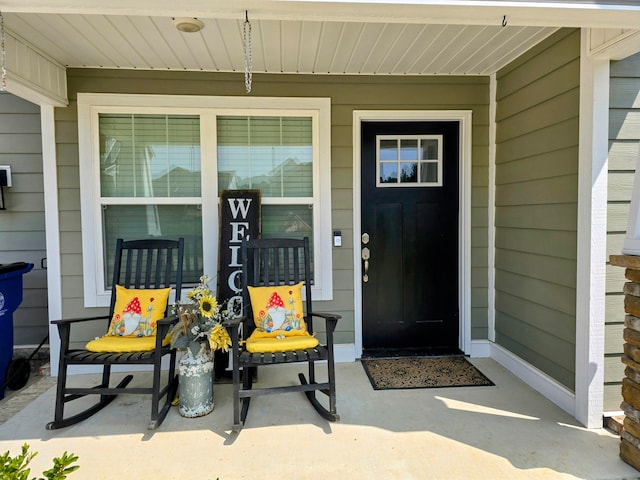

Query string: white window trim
[78,93,333,307]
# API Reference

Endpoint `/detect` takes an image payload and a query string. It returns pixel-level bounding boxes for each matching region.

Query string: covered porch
[3,0,640,435]
[0,358,636,479]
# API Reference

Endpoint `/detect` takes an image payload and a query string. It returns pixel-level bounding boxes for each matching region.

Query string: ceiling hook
[502,15,507,27]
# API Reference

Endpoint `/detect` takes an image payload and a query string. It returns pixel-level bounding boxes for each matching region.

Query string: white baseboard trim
[469,339,491,358]
[490,342,576,417]
[335,343,356,363]
[603,410,624,418]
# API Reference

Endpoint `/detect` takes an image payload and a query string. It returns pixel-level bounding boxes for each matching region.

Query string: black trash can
[0,262,34,399]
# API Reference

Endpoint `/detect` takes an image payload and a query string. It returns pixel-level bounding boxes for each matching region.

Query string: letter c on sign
[228,269,242,293]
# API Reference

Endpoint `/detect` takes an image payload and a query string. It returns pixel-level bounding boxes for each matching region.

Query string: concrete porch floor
[0,358,638,480]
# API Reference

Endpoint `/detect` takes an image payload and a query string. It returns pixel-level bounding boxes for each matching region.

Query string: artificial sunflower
[168,275,234,355]
[209,322,232,352]
[199,294,218,318]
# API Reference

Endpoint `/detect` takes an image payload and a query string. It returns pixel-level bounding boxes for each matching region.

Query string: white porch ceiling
[3,0,640,83]
[2,12,560,76]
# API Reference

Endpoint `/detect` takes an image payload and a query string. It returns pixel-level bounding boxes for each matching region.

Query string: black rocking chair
[226,237,340,432]
[46,238,184,430]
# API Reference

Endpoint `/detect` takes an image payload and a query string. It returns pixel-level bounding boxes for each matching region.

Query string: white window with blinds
[98,113,203,288]
[217,115,315,248]
[78,94,333,307]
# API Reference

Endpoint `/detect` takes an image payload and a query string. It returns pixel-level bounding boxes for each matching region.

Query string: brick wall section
[610,254,640,470]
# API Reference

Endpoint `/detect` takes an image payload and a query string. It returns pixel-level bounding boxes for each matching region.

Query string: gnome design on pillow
[111,296,154,336]
[258,290,300,333]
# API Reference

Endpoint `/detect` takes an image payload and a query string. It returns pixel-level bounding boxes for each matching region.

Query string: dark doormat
[361,356,494,390]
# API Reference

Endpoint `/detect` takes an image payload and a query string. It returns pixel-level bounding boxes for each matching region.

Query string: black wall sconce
[0,165,11,210]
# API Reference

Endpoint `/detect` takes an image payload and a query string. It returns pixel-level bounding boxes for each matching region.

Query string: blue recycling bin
[0,262,34,399]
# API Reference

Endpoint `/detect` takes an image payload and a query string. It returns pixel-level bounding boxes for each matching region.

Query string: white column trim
[491,342,576,416]
[575,28,609,428]
[488,73,497,343]
[41,105,62,376]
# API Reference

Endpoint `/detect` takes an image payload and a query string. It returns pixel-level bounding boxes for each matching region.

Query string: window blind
[217,116,312,197]
[99,114,201,198]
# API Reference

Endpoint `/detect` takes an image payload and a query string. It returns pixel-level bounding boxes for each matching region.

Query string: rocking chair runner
[225,237,340,432]
[46,238,184,431]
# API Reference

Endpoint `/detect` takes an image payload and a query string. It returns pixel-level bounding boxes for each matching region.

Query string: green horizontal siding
[0,93,48,345]
[494,29,580,391]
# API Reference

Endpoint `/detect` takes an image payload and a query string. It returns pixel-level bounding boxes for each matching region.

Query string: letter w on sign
[228,197,253,219]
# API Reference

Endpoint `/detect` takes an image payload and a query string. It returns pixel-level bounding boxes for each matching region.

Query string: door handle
[362,247,370,282]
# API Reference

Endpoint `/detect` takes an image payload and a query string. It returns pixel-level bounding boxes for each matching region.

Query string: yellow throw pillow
[247,282,307,338]
[245,331,319,353]
[107,285,171,337]
[86,335,170,353]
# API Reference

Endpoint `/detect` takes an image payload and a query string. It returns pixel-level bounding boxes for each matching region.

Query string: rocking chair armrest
[146,315,175,350]
[51,315,111,325]
[156,314,179,344]
[309,312,341,332]
[156,315,179,327]
[52,315,112,351]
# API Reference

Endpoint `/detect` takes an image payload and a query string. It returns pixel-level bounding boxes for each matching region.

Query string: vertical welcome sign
[217,189,261,307]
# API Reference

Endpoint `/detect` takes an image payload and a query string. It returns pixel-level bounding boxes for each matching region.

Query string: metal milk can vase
[178,342,215,417]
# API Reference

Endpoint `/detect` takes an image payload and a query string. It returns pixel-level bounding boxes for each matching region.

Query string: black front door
[361,120,460,356]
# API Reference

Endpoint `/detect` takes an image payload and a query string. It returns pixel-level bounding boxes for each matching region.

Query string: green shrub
[0,443,79,480]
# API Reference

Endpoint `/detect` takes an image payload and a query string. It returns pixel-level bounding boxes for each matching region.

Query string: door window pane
[400,139,418,161]
[380,163,398,183]
[400,162,418,183]
[421,162,439,183]
[99,114,201,198]
[379,139,398,160]
[422,139,439,160]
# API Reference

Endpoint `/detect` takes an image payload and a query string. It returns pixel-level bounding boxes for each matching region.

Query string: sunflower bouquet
[168,275,232,357]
